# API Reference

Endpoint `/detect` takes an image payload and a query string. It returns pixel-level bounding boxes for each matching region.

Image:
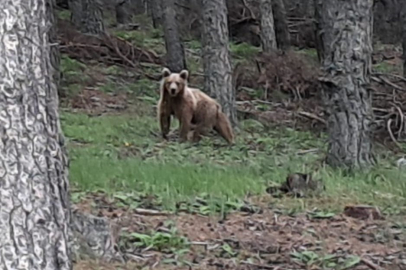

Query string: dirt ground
[73,192,406,270]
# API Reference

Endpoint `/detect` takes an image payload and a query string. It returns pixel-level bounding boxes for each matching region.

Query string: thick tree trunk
[116,0,132,25]
[260,0,277,52]
[272,0,291,50]
[81,0,105,34]
[148,0,163,28]
[162,0,187,72]
[319,0,375,168]
[0,1,124,268]
[69,0,105,35]
[201,0,237,126]
[69,0,83,28]
[401,1,406,77]
[0,0,72,269]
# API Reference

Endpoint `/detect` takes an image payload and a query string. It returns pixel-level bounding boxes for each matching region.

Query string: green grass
[229,42,261,60]
[373,61,402,74]
[114,28,166,55]
[296,48,319,65]
[61,108,406,215]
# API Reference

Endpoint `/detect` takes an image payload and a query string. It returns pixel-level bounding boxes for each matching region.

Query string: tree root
[70,208,124,263]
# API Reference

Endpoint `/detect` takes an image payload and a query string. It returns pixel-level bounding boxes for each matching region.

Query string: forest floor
[56,10,406,270]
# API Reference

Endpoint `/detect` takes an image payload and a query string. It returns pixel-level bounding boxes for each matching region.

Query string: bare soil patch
[74,192,406,270]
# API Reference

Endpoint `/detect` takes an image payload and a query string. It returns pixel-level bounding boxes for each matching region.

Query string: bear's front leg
[159,112,171,139]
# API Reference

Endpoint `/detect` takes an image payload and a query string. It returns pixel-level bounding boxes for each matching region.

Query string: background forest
[1,0,406,269]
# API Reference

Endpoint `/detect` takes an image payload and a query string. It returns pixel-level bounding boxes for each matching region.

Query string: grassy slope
[59,13,406,218]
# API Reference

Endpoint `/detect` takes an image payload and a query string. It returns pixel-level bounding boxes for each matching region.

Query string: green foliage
[128,78,159,97]
[291,251,337,268]
[185,40,202,51]
[120,225,189,253]
[291,252,362,269]
[295,48,319,65]
[61,55,87,81]
[114,29,165,54]
[57,10,71,20]
[229,42,260,60]
[373,62,401,74]
[59,55,90,97]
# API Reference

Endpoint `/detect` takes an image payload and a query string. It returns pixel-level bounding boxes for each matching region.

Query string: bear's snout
[170,88,176,95]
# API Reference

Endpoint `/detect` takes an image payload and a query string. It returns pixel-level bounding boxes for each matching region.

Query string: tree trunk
[162,0,187,72]
[116,0,132,25]
[69,0,83,28]
[148,0,163,28]
[401,1,406,77]
[272,0,291,50]
[132,0,146,15]
[319,0,375,168]
[260,0,277,52]
[201,0,237,126]
[313,0,324,63]
[68,0,105,35]
[0,0,72,269]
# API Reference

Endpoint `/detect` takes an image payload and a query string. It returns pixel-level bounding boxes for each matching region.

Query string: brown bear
[157,67,235,144]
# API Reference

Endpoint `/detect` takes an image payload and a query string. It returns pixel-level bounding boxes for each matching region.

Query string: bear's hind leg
[214,112,235,145]
[192,122,212,143]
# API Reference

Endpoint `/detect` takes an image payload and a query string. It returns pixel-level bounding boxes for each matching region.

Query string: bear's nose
[170,88,176,95]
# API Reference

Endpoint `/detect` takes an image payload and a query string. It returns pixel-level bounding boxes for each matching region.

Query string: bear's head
[161,67,189,97]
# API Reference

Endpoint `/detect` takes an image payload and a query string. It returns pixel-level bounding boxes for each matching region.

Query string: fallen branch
[372,76,406,91]
[387,119,402,149]
[297,111,326,125]
[372,72,406,83]
[240,260,276,269]
[133,208,170,216]
[104,34,137,68]
[58,19,163,68]
[361,257,383,270]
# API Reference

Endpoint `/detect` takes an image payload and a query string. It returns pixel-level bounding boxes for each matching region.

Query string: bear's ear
[162,67,171,78]
[180,70,189,81]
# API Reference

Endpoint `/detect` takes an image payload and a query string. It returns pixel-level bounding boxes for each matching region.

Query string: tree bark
[272,0,291,50]
[401,1,406,77]
[0,0,72,269]
[201,0,237,126]
[260,0,277,52]
[162,0,187,72]
[69,0,83,28]
[319,0,375,168]
[68,0,105,35]
[0,1,125,268]
[148,0,163,28]
[313,0,324,63]
[116,0,132,25]
[131,0,146,15]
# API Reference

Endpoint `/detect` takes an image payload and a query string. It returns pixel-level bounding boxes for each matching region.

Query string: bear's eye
[176,82,180,86]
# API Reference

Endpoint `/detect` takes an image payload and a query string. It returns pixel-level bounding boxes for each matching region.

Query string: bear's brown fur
[157,67,235,144]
